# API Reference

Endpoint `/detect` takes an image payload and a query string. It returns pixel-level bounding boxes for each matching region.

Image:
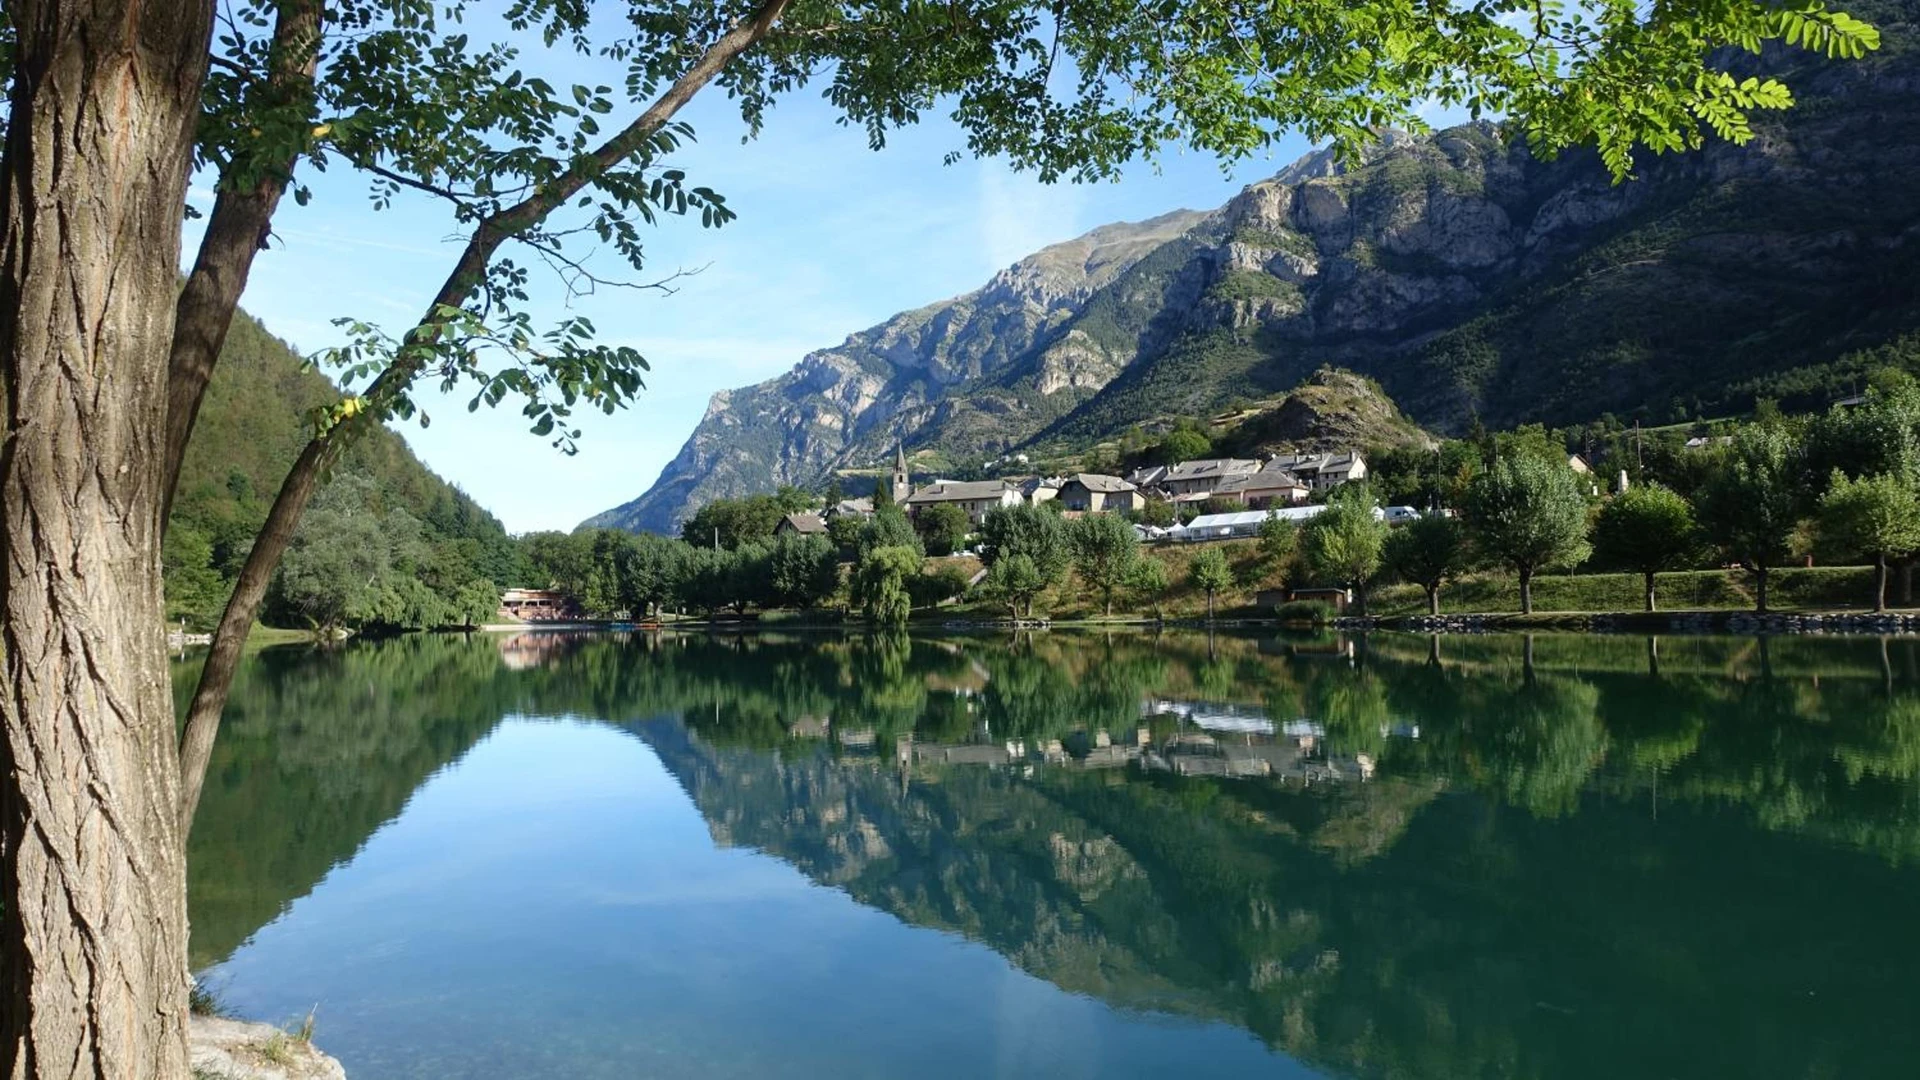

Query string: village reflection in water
[180,628,1920,1080]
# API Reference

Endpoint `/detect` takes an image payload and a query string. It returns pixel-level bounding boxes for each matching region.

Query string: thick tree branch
[176,0,796,834]
[163,0,322,524]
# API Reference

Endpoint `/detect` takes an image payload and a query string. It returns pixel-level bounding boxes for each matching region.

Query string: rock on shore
[190,1016,346,1080]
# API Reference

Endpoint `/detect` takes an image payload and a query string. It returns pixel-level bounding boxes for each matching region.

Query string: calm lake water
[177,630,1920,1079]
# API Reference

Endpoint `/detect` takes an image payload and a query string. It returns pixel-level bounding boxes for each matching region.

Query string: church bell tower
[891,443,912,505]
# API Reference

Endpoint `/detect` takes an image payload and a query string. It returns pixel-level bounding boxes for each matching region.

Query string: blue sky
[194,43,1318,533]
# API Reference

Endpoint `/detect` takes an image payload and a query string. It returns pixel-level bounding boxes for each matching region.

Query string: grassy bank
[1368,565,1877,616]
[932,544,1888,623]
[244,624,316,648]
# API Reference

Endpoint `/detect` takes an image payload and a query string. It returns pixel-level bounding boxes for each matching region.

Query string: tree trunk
[1875,553,1889,613]
[161,0,322,521]
[1754,564,1770,614]
[176,443,331,832]
[0,3,214,1077]
[1206,590,1215,622]
[1644,570,1657,613]
[1425,584,1439,616]
[1518,566,1535,615]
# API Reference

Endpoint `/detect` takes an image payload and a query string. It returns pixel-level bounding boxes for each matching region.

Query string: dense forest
[164,310,529,631]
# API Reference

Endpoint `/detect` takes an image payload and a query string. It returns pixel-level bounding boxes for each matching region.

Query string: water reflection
[182,630,1920,1079]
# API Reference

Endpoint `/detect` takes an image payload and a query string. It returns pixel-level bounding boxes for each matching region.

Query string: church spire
[891,442,912,505]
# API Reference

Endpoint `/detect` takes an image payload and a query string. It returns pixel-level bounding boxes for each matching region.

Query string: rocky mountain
[592,1,1920,534]
[586,209,1207,533]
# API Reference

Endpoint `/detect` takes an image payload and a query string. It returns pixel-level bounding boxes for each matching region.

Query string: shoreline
[482,609,1920,637]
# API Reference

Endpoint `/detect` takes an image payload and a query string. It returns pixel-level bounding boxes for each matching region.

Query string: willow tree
[0,0,1882,1075]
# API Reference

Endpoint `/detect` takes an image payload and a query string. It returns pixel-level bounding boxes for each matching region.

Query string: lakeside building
[1016,476,1062,506]
[1213,466,1311,508]
[1154,458,1263,497]
[903,479,1023,524]
[499,588,577,622]
[1057,473,1140,513]
[775,511,828,537]
[1263,451,1368,492]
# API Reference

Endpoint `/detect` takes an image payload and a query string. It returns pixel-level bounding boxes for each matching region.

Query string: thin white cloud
[977,162,1089,273]
[278,225,454,260]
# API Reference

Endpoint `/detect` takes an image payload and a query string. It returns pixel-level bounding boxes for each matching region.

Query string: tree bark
[1754,564,1770,614]
[1643,570,1657,613]
[162,0,322,520]
[1875,552,1889,613]
[1425,584,1439,616]
[1518,565,1535,615]
[0,3,215,1078]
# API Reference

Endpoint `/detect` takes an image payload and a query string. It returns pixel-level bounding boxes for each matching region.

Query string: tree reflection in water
[181,629,1920,1079]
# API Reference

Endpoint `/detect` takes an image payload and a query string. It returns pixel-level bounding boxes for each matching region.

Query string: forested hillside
[164,309,525,630]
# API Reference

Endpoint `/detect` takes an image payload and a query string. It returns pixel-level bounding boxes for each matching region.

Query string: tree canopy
[1465,454,1593,614]
[1696,424,1805,613]
[1383,514,1471,616]
[1305,491,1390,612]
[1593,484,1698,611]
[1069,512,1143,616]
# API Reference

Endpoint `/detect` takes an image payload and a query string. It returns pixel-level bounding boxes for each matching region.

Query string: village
[778,444,1402,542]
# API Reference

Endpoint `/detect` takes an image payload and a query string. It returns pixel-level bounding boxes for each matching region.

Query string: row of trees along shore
[524,371,1920,625]
[248,367,1920,640]
[1385,372,1920,616]
[0,0,1883,1072]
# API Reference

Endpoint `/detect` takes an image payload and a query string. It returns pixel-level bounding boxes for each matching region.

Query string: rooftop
[1268,451,1364,472]
[1163,458,1261,480]
[1064,472,1137,493]
[905,480,1016,503]
[1182,506,1331,530]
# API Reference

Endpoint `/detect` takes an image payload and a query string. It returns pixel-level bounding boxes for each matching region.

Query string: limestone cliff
[591,1,1920,533]
[583,211,1205,534]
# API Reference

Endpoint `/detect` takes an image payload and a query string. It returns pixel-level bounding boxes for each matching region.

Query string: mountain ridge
[591,1,1920,534]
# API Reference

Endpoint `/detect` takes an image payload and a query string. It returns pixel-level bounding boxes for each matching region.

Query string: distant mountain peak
[586,28,1920,534]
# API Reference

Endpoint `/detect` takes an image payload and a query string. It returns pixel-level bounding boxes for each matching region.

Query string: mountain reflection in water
[181,630,1920,1079]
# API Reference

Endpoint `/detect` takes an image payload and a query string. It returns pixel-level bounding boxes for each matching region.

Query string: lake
[177,630,1920,1079]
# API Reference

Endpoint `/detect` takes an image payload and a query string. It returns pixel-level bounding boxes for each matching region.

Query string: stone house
[1264,451,1368,492]
[775,512,827,537]
[1213,466,1310,509]
[1057,473,1139,513]
[904,479,1023,524]
[1156,458,1263,496]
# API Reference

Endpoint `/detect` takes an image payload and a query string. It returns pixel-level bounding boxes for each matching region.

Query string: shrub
[1273,599,1334,623]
